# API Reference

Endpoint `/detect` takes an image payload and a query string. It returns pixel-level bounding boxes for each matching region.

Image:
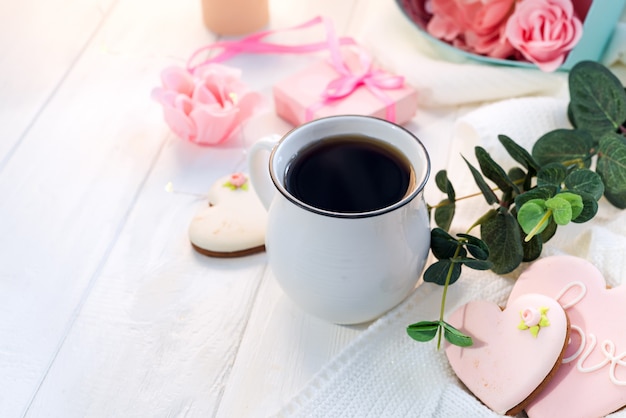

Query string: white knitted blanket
[275,95,626,418]
[274,1,626,415]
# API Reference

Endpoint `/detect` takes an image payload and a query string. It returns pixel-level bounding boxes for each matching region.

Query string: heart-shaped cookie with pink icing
[188,173,267,257]
[508,255,626,418]
[445,293,569,416]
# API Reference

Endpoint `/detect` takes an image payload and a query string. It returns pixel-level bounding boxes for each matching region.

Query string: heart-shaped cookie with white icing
[508,255,626,418]
[188,173,267,257]
[445,293,569,416]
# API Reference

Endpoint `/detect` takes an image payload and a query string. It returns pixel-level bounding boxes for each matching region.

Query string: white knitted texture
[273,1,626,413]
[275,97,626,418]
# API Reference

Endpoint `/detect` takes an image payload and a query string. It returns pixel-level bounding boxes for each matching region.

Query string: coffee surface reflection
[284,134,412,213]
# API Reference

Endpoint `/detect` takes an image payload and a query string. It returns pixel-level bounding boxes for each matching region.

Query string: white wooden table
[1,0,466,416]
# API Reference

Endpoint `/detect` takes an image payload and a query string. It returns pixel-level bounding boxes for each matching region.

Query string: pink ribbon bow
[318,49,404,122]
[304,17,404,123]
[179,15,405,129]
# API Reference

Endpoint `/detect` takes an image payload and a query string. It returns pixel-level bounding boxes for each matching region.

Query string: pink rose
[521,307,541,327]
[151,65,260,145]
[426,0,517,58]
[229,172,248,188]
[505,0,583,72]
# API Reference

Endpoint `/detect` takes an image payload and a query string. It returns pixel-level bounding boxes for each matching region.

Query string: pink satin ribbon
[186,16,404,123]
[187,16,355,72]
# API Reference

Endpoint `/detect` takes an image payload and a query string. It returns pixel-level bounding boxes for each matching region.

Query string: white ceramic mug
[248,115,431,324]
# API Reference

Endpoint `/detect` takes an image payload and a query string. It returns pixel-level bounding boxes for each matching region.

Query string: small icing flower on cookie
[518,306,550,337]
[223,172,249,190]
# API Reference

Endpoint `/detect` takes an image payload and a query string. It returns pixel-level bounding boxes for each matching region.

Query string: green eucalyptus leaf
[508,167,526,182]
[481,210,524,274]
[572,191,599,223]
[597,133,626,209]
[521,228,543,262]
[540,218,558,242]
[507,167,536,185]
[435,170,456,202]
[468,209,499,232]
[545,196,573,225]
[518,199,549,235]
[442,321,473,347]
[567,102,578,128]
[537,163,567,188]
[556,192,584,220]
[431,227,456,241]
[603,190,626,209]
[508,167,531,192]
[564,169,605,201]
[462,156,499,205]
[434,199,456,231]
[456,233,490,260]
[407,321,440,342]
[434,170,448,193]
[430,228,458,259]
[532,129,594,168]
[458,258,494,270]
[569,60,626,137]
[476,146,519,194]
[515,186,556,209]
[423,259,462,286]
[498,134,541,172]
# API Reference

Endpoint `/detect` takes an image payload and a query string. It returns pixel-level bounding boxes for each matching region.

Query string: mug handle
[248,134,281,210]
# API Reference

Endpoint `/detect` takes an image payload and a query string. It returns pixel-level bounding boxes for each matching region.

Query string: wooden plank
[3,0,467,415]
[18,0,366,416]
[0,0,116,167]
[25,171,269,415]
[0,0,213,415]
[216,267,366,418]
[214,0,370,408]
[217,105,463,417]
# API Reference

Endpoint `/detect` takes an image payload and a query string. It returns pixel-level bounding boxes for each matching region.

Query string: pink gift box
[273,54,418,127]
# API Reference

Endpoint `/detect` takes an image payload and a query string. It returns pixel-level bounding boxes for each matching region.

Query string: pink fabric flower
[426,0,517,58]
[505,0,583,72]
[151,65,260,145]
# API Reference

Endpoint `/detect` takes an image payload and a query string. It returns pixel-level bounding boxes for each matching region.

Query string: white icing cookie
[188,173,267,257]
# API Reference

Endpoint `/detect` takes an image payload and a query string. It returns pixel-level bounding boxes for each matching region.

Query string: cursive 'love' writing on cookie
[508,255,626,418]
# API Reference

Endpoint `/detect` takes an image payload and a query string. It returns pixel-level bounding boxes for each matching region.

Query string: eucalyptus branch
[406,228,491,349]
[427,190,486,210]
[407,60,626,350]
[435,243,462,349]
[428,178,527,211]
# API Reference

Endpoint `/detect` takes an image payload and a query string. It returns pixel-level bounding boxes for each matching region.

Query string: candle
[201,0,269,36]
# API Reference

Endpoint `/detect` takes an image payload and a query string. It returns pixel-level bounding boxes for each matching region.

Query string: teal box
[561,0,626,69]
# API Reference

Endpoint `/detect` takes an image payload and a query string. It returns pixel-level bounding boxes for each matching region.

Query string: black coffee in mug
[284,134,413,213]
